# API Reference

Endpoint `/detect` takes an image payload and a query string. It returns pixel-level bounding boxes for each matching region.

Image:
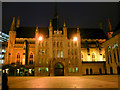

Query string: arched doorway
[90,68,92,75]
[86,69,89,75]
[99,68,102,75]
[54,63,64,76]
[117,66,120,75]
[110,67,113,75]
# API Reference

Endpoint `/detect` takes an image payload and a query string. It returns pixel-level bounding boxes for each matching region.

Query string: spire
[99,20,103,30]
[63,20,66,27]
[54,2,58,18]
[77,26,80,33]
[52,2,59,31]
[36,26,39,32]
[10,17,15,31]
[108,18,112,32]
[16,16,20,28]
[49,20,52,27]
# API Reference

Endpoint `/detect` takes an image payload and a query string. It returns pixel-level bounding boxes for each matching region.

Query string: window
[57,42,59,47]
[92,53,95,61]
[68,49,70,55]
[108,46,111,51]
[73,68,75,72]
[69,68,71,72]
[29,53,33,64]
[75,42,77,47]
[75,49,77,55]
[68,42,70,47]
[103,54,105,58]
[71,42,73,47]
[39,59,41,64]
[110,53,112,63]
[61,50,63,58]
[17,53,20,63]
[81,53,83,61]
[107,56,109,64]
[114,51,116,63]
[46,59,48,64]
[71,49,73,55]
[46,42,48,47]
[42,68,45,73]
[60,42,62,47]
[53,42,55,47]
[57,50,59,58]
[117,48,119,62]
[46,68,49,72]
[38,68,41,73]
[76,67,78,72]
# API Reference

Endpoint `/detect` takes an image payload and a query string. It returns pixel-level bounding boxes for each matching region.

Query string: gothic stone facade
[5,17,107,76]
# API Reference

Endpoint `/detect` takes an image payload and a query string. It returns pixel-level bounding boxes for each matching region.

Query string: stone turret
[10,17,15,31]
[49,20,53,37]
[63,20,67,37]
[16,16,20,28]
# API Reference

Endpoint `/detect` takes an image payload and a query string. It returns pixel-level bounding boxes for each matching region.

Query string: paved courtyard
[7,75,119,88]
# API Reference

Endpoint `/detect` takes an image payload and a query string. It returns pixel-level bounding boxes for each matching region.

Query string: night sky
[2,2,120,34]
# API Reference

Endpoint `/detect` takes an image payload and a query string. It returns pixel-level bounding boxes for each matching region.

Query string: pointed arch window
[17,53,20,64]
[29,53,33,64]
[81,53,83,61]
[92,53,95,61]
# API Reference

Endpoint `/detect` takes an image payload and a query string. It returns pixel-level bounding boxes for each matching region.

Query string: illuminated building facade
[3,14,109,76]
[103,22,120,75]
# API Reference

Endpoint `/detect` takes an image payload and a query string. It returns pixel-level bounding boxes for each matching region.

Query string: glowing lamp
[39,36,43,41]
[73,37,77,41]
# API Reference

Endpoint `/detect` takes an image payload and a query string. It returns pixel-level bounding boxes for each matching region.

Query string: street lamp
[38,36,43,41]
[73,37,77,41]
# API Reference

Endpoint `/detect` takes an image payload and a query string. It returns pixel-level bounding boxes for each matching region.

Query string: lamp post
[73,37,77,42]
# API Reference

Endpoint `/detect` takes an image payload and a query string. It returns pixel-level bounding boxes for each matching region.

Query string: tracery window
[17,53,20,63]
[29,53,33,64]
[92,53,95,61]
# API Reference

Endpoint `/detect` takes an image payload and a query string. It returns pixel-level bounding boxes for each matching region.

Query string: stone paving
[7,75,119,88]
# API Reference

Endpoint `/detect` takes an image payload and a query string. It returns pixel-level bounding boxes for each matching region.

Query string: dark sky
[2,2,120,34]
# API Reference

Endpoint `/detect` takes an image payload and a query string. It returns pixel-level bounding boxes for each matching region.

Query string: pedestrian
[2,73,9,90]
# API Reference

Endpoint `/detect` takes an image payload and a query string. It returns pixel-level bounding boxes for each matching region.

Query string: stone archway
[54,63,64,76]
[117,66,120,75]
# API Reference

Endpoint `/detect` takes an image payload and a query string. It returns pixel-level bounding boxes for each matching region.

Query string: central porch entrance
[54,63,64,76]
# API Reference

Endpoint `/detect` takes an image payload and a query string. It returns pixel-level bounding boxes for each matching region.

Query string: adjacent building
[103,22,120,75]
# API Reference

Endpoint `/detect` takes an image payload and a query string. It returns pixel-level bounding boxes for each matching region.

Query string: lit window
[17,53,20,63]
[76,67,78,72]
[69,68,71,72]
[29,53,33,64]
[73,68,75,72]
[2,49,6,53]
[61,50,63,58]
[108,46,111,51]
[38,68,41,73]
[46,68,49,72]
[92,53,95,61]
